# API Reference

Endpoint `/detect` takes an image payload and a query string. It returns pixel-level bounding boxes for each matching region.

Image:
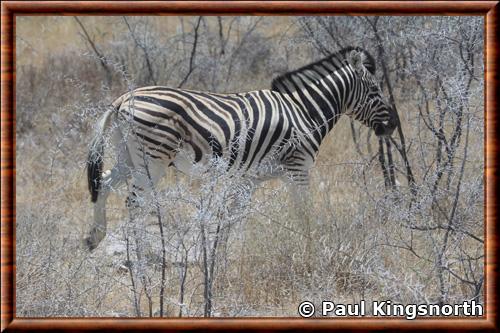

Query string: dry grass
[15,16,484,317]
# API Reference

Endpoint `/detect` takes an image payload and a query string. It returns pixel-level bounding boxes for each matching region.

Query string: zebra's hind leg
[126,160,166,219]
[124,160,166,266]
[85,166,127,250]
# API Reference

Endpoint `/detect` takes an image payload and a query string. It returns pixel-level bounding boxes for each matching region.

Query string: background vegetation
[16,16,484,317]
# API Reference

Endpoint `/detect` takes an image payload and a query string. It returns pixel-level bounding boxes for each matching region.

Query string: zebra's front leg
[227,178,261,213]
[284,170,315,274]
[124,162,166,270]
[285,170,312,212]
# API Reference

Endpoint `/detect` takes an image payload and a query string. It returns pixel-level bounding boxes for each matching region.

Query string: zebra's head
[345,49,398,137]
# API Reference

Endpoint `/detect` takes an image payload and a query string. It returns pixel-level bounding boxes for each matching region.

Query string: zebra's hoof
[84,236,98,251]
[84,227,106,251]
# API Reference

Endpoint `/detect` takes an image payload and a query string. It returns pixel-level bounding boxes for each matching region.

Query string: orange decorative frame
[1,1,498,332]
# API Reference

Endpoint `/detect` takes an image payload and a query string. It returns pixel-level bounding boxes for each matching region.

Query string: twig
[122,17,157,86]
[73,17,112,86]
[178,17,202,88]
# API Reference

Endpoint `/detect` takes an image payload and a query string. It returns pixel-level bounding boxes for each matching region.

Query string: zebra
[85,46,398,250]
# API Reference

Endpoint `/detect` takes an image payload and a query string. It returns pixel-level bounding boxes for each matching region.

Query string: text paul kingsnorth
[321,300,483,319]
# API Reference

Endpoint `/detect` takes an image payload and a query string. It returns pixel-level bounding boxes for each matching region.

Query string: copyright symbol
[298,301,315,318]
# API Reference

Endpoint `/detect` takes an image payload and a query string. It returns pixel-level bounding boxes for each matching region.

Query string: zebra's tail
[87,108,115,203]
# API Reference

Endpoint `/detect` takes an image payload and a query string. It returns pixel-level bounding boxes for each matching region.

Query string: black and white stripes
[85,46,397,250]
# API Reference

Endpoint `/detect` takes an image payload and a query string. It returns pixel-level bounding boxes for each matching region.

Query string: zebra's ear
[347,50,367,74]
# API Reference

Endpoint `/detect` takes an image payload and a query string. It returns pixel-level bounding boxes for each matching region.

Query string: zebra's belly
[170,146,286,182]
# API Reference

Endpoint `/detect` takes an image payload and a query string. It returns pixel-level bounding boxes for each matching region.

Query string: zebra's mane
[271,46,376,93]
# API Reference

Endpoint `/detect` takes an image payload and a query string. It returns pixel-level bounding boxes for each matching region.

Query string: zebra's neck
[271,53,359,140]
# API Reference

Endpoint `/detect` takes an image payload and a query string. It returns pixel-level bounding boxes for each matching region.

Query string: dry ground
[15,16,484,317]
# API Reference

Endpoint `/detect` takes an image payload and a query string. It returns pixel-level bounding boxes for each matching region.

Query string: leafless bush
[296,16,484,306]
[16,16,484,317]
